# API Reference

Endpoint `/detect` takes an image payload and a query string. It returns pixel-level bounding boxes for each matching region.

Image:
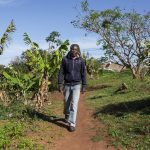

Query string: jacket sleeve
[58,58,65,86]
[81,59,87,87]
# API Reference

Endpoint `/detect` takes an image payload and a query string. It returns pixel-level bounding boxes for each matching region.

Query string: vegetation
[0,20,16,55]
[86,70,150,149]
[0,121,24,149]
[72,0,150,79]
[0,26,69,148]
[0,4,150,149]
[46,31,62,51]
[1,32,69,110]
[72,4,150,148]
[83,56,102,79]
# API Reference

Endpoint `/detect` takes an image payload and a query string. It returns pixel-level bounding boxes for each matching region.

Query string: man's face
[70,46,78,58]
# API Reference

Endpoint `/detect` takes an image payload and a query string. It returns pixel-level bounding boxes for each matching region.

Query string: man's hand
[81,86,86,94]
[58,85,63,93]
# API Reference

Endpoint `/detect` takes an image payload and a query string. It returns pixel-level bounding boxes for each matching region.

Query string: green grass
[0,94,64,149]
[91,134,103,142]
[0,121,24,149]
[86,70,150,150]
[0,69,149,149]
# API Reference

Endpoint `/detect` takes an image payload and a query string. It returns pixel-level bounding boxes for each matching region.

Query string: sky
[0,0,150,65]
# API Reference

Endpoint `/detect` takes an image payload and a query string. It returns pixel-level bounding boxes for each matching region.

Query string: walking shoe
[68,126,76,132]
[64,114,69,123]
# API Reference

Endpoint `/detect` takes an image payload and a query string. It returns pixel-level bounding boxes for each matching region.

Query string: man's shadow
[26,109,68,129]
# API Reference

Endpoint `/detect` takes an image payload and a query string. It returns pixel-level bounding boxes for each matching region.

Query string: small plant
[91,135,103,142]
[17,138,35,149]
[84,56,102,79]
[0,121,24,149]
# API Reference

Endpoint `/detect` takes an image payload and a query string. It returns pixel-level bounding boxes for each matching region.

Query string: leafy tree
[139,41,150,79]
[45,31,62,50]
[10,56,29,74]
[72,0,150,79]
[0,20,16,55]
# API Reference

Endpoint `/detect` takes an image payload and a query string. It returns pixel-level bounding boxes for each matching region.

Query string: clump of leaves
[0,121,24,149]
[17,138,35,149]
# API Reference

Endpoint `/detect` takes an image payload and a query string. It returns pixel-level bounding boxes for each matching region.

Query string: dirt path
[53,92,116,150]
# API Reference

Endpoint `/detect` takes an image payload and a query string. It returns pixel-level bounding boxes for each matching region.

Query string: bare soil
[23,91,117,150]
[52,92,116,150]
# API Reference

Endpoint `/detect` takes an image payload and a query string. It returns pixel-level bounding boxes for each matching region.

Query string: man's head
[70,44,81,58]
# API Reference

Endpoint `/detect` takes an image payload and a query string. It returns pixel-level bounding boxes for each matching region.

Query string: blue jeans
[63,84,81,127]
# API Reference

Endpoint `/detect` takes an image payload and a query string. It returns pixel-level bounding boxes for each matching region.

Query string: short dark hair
[70,44,81,55]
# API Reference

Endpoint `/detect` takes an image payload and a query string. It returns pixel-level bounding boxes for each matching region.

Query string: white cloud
[0,36,104,65]
[70,37,99,49]
[70,37,104,58]
[0,42,26,65]
[0,0,16,5]
[38,36,99,50]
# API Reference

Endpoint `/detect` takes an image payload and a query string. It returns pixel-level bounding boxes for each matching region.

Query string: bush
[0,100,35,120]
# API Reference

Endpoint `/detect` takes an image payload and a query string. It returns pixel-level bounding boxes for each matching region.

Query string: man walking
[58,44,86,132]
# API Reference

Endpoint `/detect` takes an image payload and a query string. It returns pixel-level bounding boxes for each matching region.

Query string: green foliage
[91,135,103,142]
[23,32,39,49]
[23,32,69,78]
[25,49,47,74]
[17,138,35,149]
[0,20,16,55]
[50,40,69,75]
[0,65,7,90]
[81,0,89,12]
[86,71,150,149]
[24,39,69,80]
[144,41,150,66]
[0,121,24,149]
[1,32,69,106]
[3,66,37,104]
[84,55,102,79]
[10,56,29,74]
[46,31,62,50]
[72,2,150,78]
[0,100,28,120]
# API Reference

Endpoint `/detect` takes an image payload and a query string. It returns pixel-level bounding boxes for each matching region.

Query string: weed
[91,135,103,142]
[0,121,24,149]
[17,138,34,149]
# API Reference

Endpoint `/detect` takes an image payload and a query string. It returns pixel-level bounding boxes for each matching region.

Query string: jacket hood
[66,51,81,59]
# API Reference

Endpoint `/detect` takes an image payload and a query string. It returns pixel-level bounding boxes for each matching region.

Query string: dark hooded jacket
[58,51,86,87]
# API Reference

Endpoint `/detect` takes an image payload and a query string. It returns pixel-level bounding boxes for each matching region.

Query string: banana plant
[3,66,37,105]
[0,20,16,55]
[50,40,69,77]
[23,32,69,109]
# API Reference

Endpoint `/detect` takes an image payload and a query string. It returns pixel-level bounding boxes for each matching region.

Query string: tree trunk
[140,66,149,80]
[131,68,141,79]
[33,70,49,110]
[0,90,9,106]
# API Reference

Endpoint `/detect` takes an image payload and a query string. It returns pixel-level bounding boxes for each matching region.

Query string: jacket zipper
[72,59,75,82]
